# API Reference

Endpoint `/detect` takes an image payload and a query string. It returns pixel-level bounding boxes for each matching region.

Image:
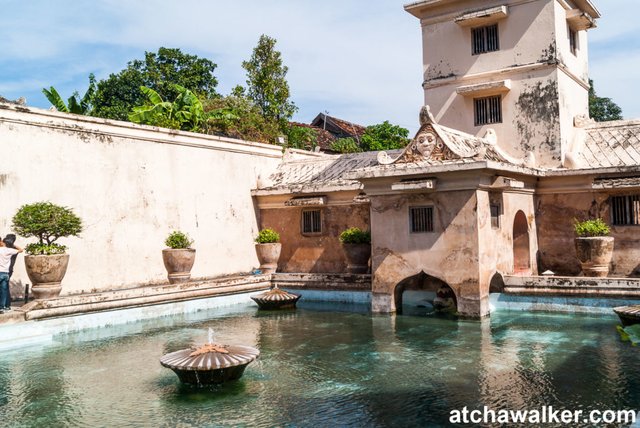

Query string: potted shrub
[162,231,195,284]
[574,218,614,277]
[12,202,83,299]
[255,228,281,274]
[339,227,371,274]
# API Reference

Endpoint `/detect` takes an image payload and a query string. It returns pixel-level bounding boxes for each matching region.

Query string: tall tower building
[404,0,600,167]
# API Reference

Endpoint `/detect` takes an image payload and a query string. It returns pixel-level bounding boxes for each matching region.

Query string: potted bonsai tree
[12,201,83,299]
[255,228,281,274]
[339,227,371,274]
[162,231,195,284]
[574,218,614,277]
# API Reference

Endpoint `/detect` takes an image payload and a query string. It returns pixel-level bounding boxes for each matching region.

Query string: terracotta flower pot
[24,254,70,299]
[342,243,371,274]
[575,236,614,277]
[255,243,281,274]
[162,248,196,284]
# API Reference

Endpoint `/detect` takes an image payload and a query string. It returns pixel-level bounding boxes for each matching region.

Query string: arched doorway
[512,210,531,274]
[394,272,457,314]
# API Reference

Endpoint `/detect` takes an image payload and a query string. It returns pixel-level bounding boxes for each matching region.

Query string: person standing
[0,236,23,314]
[2,234,19,309]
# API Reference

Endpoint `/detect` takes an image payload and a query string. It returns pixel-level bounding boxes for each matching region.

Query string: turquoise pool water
[0,302,637,427]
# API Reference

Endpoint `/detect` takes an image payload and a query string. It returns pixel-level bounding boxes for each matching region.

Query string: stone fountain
[160,329,259,385]
[251,286,301,310]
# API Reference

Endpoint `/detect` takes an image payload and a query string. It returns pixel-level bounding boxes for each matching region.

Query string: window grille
[410,207,434,233]
[611,195,640,226]
[490,204,501,229]
[474,96,502,126]
[569,28,577,55]
[472,24,499,55]
[301,209,322,233]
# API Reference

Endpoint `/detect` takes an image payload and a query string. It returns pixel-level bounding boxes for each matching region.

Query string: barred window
[472,24,499,55]
[410,207,434,233]
[611,195,640,226]
[490,204,501,229]
[474,96,502,126]
[301,209,322,234]
[569,28,577,55]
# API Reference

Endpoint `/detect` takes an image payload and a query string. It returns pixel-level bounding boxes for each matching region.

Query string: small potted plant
[12,201,83,299]
[339,227,371,274]
[574,218,614,277]
[255,228,281,274]
[162,231,195,284]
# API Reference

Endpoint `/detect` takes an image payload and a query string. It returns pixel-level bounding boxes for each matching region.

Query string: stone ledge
[272,273,371,291]
[503,275,640,297]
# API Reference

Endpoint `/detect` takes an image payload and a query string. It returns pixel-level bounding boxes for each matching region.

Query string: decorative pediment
[378,106,482,165]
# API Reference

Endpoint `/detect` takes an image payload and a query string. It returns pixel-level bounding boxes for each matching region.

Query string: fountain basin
[160,343,260,385]
[613,305,640,326]
[251,287,301,310]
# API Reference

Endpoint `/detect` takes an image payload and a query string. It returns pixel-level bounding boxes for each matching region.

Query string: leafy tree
[129,85,234,132]
[285,125,317,151]
[42,74,96,115]
[242,35,297,124]
[359,121,410,152]
[93,47,218,121]
[330,137,361,153]
[204,95,280,143]
[12,201,83,255]
[589,79,623,122]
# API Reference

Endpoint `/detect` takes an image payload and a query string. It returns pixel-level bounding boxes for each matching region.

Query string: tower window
[472,24,499,55]
[490,204,501,229]
[474,96,502,126]
[611,195,640,226]
[301,209,322,234]
[410,206,434,233]
[569,28,577,55]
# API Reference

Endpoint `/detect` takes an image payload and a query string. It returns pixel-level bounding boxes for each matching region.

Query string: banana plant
[129,85,237,132]
[42,74,96,115]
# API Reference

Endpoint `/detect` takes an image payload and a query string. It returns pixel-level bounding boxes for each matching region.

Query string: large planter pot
[575,236,614,277]
[255,243,281,274]
[24,254,70,299]
[162,248,196,284]
[342,243,371,274]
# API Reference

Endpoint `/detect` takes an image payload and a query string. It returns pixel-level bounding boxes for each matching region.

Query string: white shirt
[0,247,18,273]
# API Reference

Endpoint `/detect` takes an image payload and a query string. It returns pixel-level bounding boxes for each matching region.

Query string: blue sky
[0,1,637,134]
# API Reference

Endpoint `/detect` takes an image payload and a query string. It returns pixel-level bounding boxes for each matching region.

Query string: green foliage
[589,79,623,122]
[203,95,280,143]
[255,228,280,244]
[330,137,361,153]
[339,227,371,244]
[12,202,83,254]
[242,35,297,124]
[359,121,410,152]
[93,47,218,121]
[130,85,234,132]
[286,125,318,151]
[165,231,194,249]
[574,218,610,237]
[42,74,96,115]
[25,243,66,256]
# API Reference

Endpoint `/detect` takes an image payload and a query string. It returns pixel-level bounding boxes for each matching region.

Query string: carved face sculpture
[415,130,437,156]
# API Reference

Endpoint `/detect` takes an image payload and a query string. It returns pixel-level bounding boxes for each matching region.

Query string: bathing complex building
[1,0,639,320]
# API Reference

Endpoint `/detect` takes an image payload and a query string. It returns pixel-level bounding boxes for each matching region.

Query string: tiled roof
[260,150,402,190]
[289,122,337,151]
[310,113,367,140]
[577,119,640,168]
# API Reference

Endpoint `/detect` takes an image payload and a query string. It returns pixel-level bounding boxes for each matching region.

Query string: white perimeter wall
[0,104,314,295]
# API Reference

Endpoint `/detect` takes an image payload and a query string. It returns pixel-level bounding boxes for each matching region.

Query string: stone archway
[512,210,531,274]
[393,272,457,314]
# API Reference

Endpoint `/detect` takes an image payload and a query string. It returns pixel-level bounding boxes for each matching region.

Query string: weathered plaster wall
[0,104,309,295]
[368,190,486,316]
[477,188,539,291]
[536,188,640,276]
[259,201,370,273]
